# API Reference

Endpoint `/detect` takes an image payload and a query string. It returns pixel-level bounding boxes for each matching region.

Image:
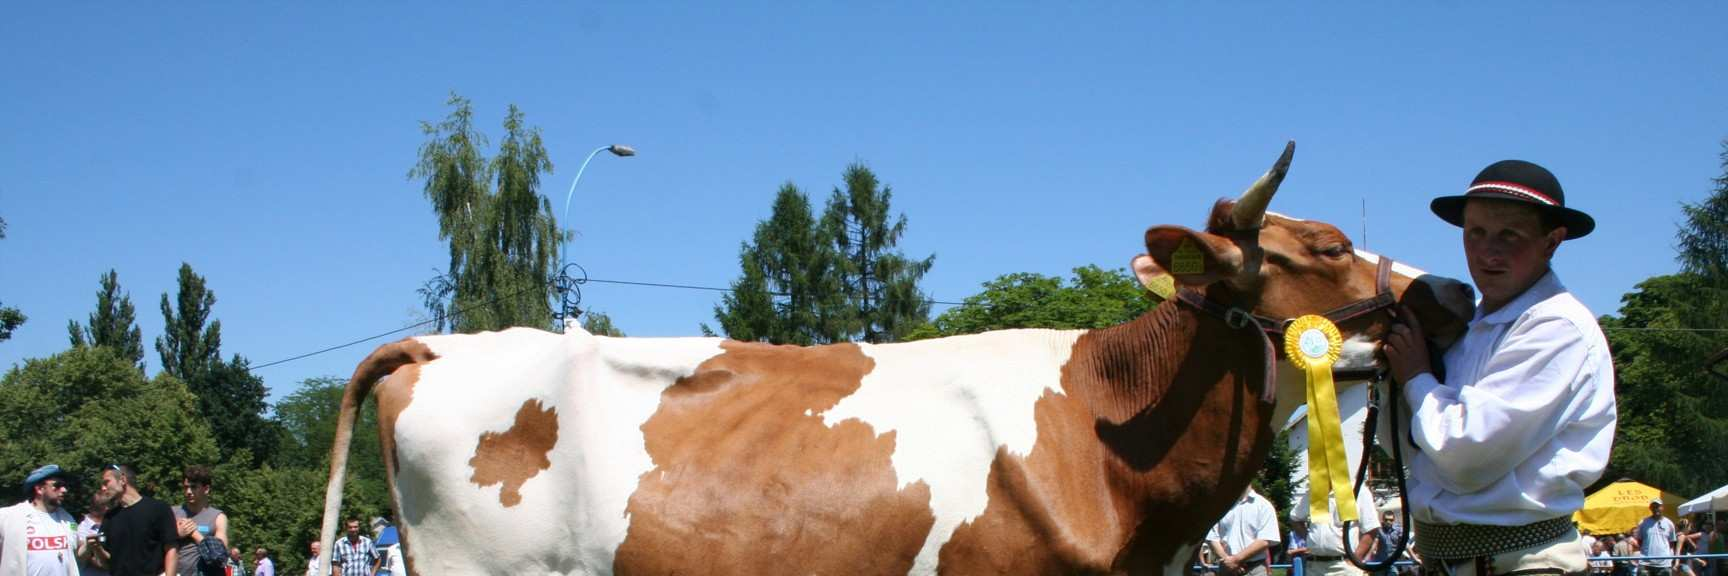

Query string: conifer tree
[69,269,146,370]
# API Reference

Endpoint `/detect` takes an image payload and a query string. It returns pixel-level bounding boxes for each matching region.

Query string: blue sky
[3,3,1725,405]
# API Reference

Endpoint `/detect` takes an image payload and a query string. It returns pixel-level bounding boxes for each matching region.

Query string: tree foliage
[713,164,933,344]
[0,216,23,343]
[1676,140,1728,286]
[411,94,562,334]
[1598,139,1728,496]
[237,376,391,570]
[581,311,625,337]
[0,346,218,507]
[157,263,274,464]
[714,183,845,345]
[69,269,146,370]
[908,266,1155,340]
[824,164,935,343]
[1256,428,1299,526]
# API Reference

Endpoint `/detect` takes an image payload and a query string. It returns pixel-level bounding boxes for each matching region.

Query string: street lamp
[562,144,636,227]
[554,144,634,332]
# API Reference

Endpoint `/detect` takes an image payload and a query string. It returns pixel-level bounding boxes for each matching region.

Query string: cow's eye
[1320,244,1349,259]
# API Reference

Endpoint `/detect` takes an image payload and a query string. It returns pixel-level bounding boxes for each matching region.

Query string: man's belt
[1309,555,1346,562]
[1414,516,1574,560]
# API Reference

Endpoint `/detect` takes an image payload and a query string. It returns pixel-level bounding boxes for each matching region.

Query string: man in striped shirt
[330,519,378,576]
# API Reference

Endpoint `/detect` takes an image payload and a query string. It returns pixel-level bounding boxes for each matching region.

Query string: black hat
[1430,159,1595,239]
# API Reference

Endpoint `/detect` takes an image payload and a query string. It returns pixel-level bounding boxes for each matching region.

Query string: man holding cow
[1385,159,1618,576]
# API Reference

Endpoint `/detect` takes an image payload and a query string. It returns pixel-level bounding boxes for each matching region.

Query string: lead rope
[1341,368,1413,573]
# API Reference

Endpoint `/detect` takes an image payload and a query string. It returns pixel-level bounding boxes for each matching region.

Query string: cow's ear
[1130,255,1176,301]
[1143,226,1243,287]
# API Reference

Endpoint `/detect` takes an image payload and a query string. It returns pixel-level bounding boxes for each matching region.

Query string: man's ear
[1144,226,1243,287]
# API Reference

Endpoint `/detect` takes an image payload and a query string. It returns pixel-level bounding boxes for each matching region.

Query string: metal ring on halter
[1226,308,1256,330]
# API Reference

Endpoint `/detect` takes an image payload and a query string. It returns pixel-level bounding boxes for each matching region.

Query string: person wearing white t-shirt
[1206,487,1281,576]
[1291,487,1379,576]
[0,464,82,576]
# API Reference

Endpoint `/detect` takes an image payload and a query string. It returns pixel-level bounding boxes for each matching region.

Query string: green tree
[0,216,24,343]
[1599,275,1728,495]
[582,311,625,337]
[908,266,1156,340]
[0,346,218,505]
[1255,428,1299,527]
[823,164,934,343]
[411,94,562,334]
[713,183,846,345]
[1598,142,1728,495]
[1677,140,1728,286]
[240,376,391,568]
[69,269,146,370]
[157,263,273,464]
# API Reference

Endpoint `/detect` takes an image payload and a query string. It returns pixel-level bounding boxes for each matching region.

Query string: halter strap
[1173,255,1399,404]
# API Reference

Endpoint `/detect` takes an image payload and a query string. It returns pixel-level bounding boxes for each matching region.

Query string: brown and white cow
[319,142,1474,575]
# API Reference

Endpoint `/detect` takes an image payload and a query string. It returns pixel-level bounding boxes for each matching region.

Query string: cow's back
[383,327,1096,575]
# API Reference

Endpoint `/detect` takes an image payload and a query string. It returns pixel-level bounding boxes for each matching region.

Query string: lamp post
[554,144,634,332]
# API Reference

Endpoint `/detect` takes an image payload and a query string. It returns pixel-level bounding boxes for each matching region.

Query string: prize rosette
[1284,315,1357,525]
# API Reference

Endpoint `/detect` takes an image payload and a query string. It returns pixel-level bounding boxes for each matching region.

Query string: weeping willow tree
[411,93,563,333]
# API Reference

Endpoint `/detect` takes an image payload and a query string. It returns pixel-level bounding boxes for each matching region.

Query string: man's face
[34,478,68,509]
[1461,199,1563,313]
[182,479,210,505]
[1651,503,1663,516]
[309,541,320,556]
[98,470,125,504]
[346,520,360,539]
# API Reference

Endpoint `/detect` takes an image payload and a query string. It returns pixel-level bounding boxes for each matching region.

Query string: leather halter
[1174,255,1398,404]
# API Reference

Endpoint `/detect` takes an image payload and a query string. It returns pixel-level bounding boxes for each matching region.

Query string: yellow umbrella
[1574,479,1688,535]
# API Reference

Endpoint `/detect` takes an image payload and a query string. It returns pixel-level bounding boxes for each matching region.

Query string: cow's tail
[318,338,436,575]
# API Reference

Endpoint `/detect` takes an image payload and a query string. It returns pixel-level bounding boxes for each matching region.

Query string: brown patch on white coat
[614,341,937,574]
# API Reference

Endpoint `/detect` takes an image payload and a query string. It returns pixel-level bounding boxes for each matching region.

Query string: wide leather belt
[1413,516,1573,560]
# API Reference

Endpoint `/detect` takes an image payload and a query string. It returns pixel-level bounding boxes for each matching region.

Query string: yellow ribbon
[1285,315,1356,526]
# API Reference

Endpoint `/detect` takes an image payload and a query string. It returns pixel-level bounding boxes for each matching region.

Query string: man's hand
[177,518,199,539]
[1383,305,1433,384]
[1220,555,1243,576]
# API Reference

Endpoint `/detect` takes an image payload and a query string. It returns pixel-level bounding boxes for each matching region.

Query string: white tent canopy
[1679,484,1728,516]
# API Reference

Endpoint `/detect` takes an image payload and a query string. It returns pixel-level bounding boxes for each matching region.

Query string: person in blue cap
[0,464,82,575]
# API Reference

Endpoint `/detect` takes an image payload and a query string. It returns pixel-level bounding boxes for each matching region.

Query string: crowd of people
[0,462,402,576]
[1202,490,1728,576]
[1583,502,1728,576]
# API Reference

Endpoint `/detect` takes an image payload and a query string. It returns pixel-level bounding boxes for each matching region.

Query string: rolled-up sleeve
[1403,316,1592,493]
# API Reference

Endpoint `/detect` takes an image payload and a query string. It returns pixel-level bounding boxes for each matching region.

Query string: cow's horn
[1231,140,1296,230]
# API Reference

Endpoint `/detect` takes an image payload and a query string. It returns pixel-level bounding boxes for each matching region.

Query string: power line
[247,273,1726,374]
[586,277,968,306]
[1603,327,1728,333]
[248,274,972,373]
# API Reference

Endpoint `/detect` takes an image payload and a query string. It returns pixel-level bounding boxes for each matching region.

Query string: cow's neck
[1055,291,1279,570]
[1065,287,1273,425]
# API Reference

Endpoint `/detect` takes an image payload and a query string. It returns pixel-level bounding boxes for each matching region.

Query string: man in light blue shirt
[1385,159,1617,576]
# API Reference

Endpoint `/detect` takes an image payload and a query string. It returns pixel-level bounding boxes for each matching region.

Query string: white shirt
[1207,489,1282,560]
[1291,487,1381,556]
[1402,271,1617,526]
[0,501,80,576]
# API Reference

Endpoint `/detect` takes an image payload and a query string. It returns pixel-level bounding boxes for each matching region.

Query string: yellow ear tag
[1284,315,1356,526]
[1171,238,1204,275]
